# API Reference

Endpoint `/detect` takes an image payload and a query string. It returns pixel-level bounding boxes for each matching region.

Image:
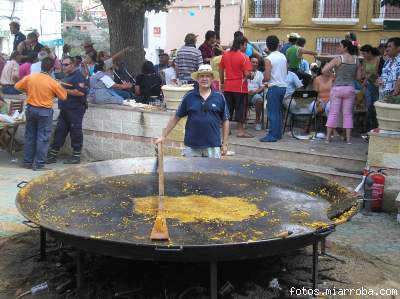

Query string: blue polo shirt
[176,89,230,148]
[59,69,87,110]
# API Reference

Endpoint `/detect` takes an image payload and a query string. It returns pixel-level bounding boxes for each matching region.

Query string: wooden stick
[150,130,169,240]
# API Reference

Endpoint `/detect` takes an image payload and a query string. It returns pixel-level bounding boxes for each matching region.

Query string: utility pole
[214,0,221,39]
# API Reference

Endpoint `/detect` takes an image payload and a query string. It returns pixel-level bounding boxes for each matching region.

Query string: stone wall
[81,104,185,161]
[368,131,400,213]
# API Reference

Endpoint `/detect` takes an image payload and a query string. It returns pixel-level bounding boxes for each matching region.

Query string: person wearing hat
[281,33,300,55]
[156,64,230,158]
[175,33,203,82]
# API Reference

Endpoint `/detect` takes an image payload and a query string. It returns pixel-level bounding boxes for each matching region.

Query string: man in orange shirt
[15,57,67,170]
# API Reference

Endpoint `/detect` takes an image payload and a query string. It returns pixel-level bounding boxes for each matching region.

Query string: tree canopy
[100,0,174,73]
[103,0,174,13]
[61,0,76,22]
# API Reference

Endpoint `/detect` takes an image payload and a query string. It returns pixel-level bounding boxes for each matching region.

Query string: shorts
[249,93,263,105]
[224,92,248,123]
[182,147,221,159]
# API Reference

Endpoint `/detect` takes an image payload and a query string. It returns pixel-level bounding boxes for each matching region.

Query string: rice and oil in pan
[18,172,358,242]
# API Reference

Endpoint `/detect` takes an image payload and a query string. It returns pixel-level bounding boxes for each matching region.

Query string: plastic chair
[0,100,24,156]
[283,90,318,139]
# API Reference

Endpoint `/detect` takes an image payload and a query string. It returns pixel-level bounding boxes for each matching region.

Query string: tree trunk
[101,0,145,75]
[214,0,221,39]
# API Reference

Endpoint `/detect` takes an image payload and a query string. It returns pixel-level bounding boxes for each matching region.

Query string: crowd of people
[160,31,400,156]
[1,19,399,163]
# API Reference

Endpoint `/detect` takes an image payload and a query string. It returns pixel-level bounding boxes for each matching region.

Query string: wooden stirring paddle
[150,135,169,240]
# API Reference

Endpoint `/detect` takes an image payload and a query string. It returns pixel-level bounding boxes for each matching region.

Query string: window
[325,0,353,18]
[316,37,341,55]
[312,0,359,24]
[373,0,400,20]
[249,0,280,18]
[248,0,281,25]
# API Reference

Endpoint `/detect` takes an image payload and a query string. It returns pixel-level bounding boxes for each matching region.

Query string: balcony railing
[248,0,281,24]
[372,0,400,24]
[312,0,359,25]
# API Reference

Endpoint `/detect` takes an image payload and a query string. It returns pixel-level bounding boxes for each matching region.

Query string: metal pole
[320,238,326,255]
[39,228,46,261]
[210,261,218,299]
[312,242,319,289]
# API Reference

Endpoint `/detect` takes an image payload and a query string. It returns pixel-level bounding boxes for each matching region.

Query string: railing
[316,37,341,55]
[373,0,400,19]
[313,0,359,18]
[249,0,280,18]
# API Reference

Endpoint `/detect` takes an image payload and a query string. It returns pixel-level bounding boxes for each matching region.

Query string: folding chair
[0,100,24,156]
[283,90,318,139]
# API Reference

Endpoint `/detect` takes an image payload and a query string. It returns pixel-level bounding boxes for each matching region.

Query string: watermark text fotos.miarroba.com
[290,286,398,297]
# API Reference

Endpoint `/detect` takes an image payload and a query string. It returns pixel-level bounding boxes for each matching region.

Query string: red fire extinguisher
[364,169,386,212]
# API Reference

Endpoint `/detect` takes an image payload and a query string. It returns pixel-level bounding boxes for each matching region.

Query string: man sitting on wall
[156,64,230,159]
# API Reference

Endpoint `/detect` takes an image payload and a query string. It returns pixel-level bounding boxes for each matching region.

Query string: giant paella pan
[16,157,358,262]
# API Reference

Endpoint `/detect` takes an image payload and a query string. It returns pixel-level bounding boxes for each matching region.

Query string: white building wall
[144,0,243,62]
[0,0,62,56]
[145,10,167,65]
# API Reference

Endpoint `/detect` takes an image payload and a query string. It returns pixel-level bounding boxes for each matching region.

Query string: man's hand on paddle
[155,136,165,144]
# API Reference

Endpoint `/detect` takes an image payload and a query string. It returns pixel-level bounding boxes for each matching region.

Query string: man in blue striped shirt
[176,33,203,82]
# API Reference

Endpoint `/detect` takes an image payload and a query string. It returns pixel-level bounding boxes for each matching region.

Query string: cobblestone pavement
[328,212,400,262]
[0,150,71,236]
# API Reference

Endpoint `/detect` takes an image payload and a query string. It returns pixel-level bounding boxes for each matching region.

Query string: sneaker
[64,156,81,164]
[46,149,59,164]
[21,163,32,169]
[259,135,278,142]
[33,165,52,171]
[46,155,58,164]
[255,123,262,131]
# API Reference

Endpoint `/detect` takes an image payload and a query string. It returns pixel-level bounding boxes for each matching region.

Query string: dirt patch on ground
[0,230,399,299]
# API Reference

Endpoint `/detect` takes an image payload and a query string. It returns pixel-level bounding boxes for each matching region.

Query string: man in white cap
[156,64,230,158]
[281,33,300,55]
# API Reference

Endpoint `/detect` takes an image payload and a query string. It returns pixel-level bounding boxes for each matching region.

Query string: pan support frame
[38,228,327,298]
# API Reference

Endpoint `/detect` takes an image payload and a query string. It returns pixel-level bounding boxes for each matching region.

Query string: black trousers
[52,106,86,152]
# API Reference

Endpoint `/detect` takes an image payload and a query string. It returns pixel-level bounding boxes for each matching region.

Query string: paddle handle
[158,131,165,197]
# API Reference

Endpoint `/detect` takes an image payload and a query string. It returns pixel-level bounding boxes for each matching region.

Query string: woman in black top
[135,61,163,104]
